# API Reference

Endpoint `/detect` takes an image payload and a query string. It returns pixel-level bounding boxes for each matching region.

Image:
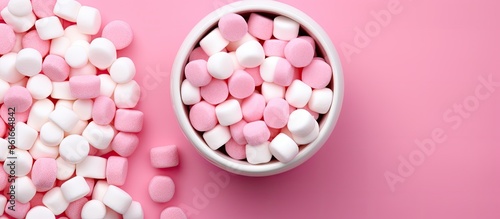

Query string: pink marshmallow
[114,109,144,133]
[284,38,315,68]
[0,168,7,191]
[69,75,101,99]
[32,0,56,18]
[218,13,248,42]
[0,120,6,138]
[111,132,139,157]
[65,197,88,219]
[263,39,287,57]
[42,54,70,82]
[225,139,246,160]
[301,59,333,89]
[149,176,175,203]
[298,36,316,50]
[245,67,263,86]
[5,200,30,219]
[0,0,7,20]
[31,158,57,192]
[150,145,179,168]
[184,59,212,87]
[102,20,134,50]
[200,79,228,105]
[228,70,255,99]
[229,120,247,145]
[263,98,290,129]
[106,156,129,186]
[4,86,33,113]
[248,13,273,40]
[241,93,265,122]
[189,101,217,132]
[189,47,209,62]
[243,121,270,146]
[85,178,95,197]
[0,103,29,123]
[160,207,187,219]
[273,58,294,86]
[0,23,16,55]
[92,96,116,125]
[22,30,50,57]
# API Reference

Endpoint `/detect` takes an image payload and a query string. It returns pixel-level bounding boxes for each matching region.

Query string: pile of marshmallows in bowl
[181,12,334,165]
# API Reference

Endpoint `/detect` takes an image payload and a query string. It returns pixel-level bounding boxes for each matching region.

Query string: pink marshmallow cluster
[0,0,176,218]
[183,12,335,165]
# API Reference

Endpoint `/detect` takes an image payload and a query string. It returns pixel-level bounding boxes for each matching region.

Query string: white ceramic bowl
[171,0,344,177]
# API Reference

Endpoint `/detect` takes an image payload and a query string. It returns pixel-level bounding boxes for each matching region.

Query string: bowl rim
[170,0,344,177]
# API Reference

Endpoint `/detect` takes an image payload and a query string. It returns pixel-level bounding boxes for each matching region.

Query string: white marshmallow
[49,36,71,57]
[65,44,89,68]
[0,195,6,216]
[15,176,36,203]
[29,139,59,160]
[0,53,25,83]
[236,40,265,68]
[273,16,300,41]
[7,0,32,17]
[199,28,229,56]
[4,149,32,176]
[123,201,144,219]
[56,156,75,180]
[109,57,136,84]
[98,74,116,98]
[261,82,285,102]
[114,80,140,108]
[40,122,64,147]
[0,139,8,161]
[181,79,201,105]
[51,81,76,100]
[76,155,106,179]
[207,52,234,80]
[73,99,93,120]
[15,122,37,150]
[67,119,88,135]
[92,180,109,201]
[259,57,280,83]
[269,133,299,163]
[229,51,244,70]
[88,37,116,70]
[226,33,257,51]
[292,120,319,145]
[76,6,101,35]
[287,109,316,137]
[53,0,82,22]
[102,185,133,214]
[55,99,74,109]
[43,187,70,215]
[59,134,89,164]
[70,62,97,78]
[27,99,55,131]
[246,141,272,164]
[286,80,312,108]
[1,8,36,33]
[35,16,65,40]
[27,74,53,100]
[81,200,107,219]
[26,206,56,219]
[215,99,242,126]
[14,48,40,77]
[64,25,91,42]
[308,88,333,114]
[49,106,79,131]
[82,121,115,149]
[203,125,231,150]
[60,175,90,202]
[0,79,10,104]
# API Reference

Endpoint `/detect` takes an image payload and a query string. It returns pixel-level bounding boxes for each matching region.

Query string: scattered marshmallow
[150,145,179,168]
[148,176,175,203]
[102,185,132,214]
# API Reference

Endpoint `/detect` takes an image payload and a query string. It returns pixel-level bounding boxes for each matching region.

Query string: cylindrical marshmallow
[236,40,265,68]
[199,28,229,56]
[269,133,299,163]
[15,176,36,203]
[26,74,53,100]
[109,57,136,84]
[287,109,316,137]
[102,185,132,214]
[35,16,65,40]
[308,88,333,114]
[59,134,90,164]
[60,176,90,202]
[246,141,272,165]
[76,6,101,35]
[49,106,79,132]
[16,48,42,76]
[285,80,312,108]
[76,156,107,179]
[40,122,64,147]
[207,52,234,80]
[42,187,70,215]
[113,80,140,108]
[273,16,300,40]
[203,125,231,150]
[215,99,242,126]
[81,200,106,219]
[181,79,201,105]
[88,37,116,70]
[82,122,115,149]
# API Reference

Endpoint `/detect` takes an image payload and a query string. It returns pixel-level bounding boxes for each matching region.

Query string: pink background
[82,0,500,218]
